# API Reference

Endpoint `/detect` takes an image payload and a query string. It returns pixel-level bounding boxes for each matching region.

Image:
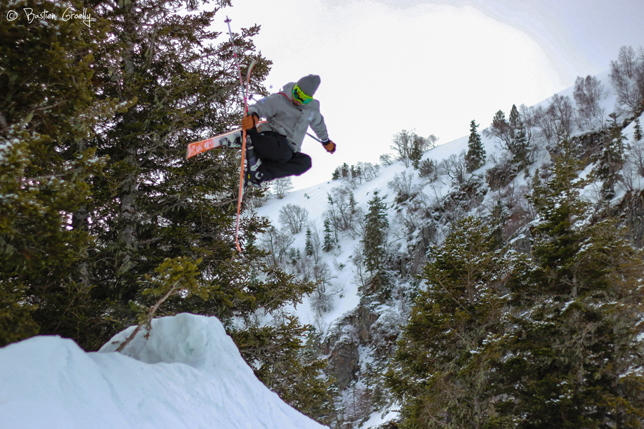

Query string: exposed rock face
[351,304,380,344]
[322,302,380,390]
[326,336,360,390]
[616,190,644,248]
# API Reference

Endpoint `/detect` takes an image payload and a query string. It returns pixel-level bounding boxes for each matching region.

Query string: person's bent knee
[303,156,312,171]
[295,154,312,175]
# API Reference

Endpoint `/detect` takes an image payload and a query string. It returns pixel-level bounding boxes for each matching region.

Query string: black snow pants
[247,129,312,182]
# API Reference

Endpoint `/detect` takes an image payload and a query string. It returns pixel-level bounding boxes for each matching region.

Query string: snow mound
[0,313,327,429]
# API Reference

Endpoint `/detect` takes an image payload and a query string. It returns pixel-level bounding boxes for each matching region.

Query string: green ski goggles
[293,84,313,105]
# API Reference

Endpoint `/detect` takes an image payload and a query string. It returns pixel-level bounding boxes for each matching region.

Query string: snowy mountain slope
[253,68,644,427]
[255,134,490,331]
[0,314,327,429]
[253,132,499,427]
[255,69,642,336]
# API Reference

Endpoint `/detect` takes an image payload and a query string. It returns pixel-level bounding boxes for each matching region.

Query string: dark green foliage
[332,163,351,181]
[508,104,521,134]
[488,200,509,250]
[594,113,626,199]
[116,257,204,352]
[492,147,644,427]
[0,281,38,347]
[232,316,336,425]
[490,106,532,169]
[84,0,271,316]
[0,0,120,347]
[391,143,644,428]
[362,191,389,273]
[634,117,643,142]
[510,120,529,168]
[465,120,486,173]
[323,218,335,252]
[361,191,390,296]
[62,0,279,349]
[341,162,350,178]
[164,260,317,323]
[387,217,508,428]
[305,228,314,257]
[332,162,360,181]
[492,105,531,170]
[490,110,511,146]
[1,0,332,420]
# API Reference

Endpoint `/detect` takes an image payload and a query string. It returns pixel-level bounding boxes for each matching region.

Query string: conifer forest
[2,1,644,428]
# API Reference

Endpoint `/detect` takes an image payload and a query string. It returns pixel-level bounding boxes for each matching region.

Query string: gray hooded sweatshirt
[247,82,329,153]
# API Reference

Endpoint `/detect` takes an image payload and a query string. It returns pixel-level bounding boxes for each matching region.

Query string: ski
[186,121,266,159]
[234,59,256,253]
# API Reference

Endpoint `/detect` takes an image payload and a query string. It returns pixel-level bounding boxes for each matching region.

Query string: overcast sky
[218,0,644,190]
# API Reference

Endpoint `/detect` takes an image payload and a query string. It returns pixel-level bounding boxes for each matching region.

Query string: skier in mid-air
[241,74,336,186]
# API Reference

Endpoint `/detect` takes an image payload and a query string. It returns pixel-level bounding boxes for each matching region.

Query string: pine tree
[81,1,274,318]
[634,117,642,142]
[323,218,335,253]
[305,228,314,257]
[2,2,334,422]
[341,162,350,178]
[465,120,486,173]
[409,134,425,170]
[595,113,626,199]
[490,110,511,146]
[232,316,336,425]
[510,119,529,169]
[508,104,521,139]
[387,217,507,427]
[361,191,389,295]
[0,0,119,347]
[492,145,644,426]
[0,2,339,425]
[351,164,361,182]
[76,1,310,357]
[349,191,359,218]
[489,200,509,250]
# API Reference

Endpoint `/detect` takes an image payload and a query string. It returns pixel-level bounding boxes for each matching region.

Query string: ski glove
[241,113,260,131]
[322,139,336,154]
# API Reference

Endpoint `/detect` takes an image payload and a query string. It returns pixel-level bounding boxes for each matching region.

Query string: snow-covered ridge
[253,68,644,427]
[0,313,327,429]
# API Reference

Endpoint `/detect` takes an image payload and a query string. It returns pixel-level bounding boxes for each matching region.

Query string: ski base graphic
[186,121,265,159]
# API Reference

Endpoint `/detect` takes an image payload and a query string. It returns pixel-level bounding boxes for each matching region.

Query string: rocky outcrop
[615,189,644,248]
[322,302,380,390]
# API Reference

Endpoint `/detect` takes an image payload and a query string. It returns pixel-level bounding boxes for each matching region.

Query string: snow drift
[0,313,327,429]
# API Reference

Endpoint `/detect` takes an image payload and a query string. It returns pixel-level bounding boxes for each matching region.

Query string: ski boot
[244,144,264,188]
